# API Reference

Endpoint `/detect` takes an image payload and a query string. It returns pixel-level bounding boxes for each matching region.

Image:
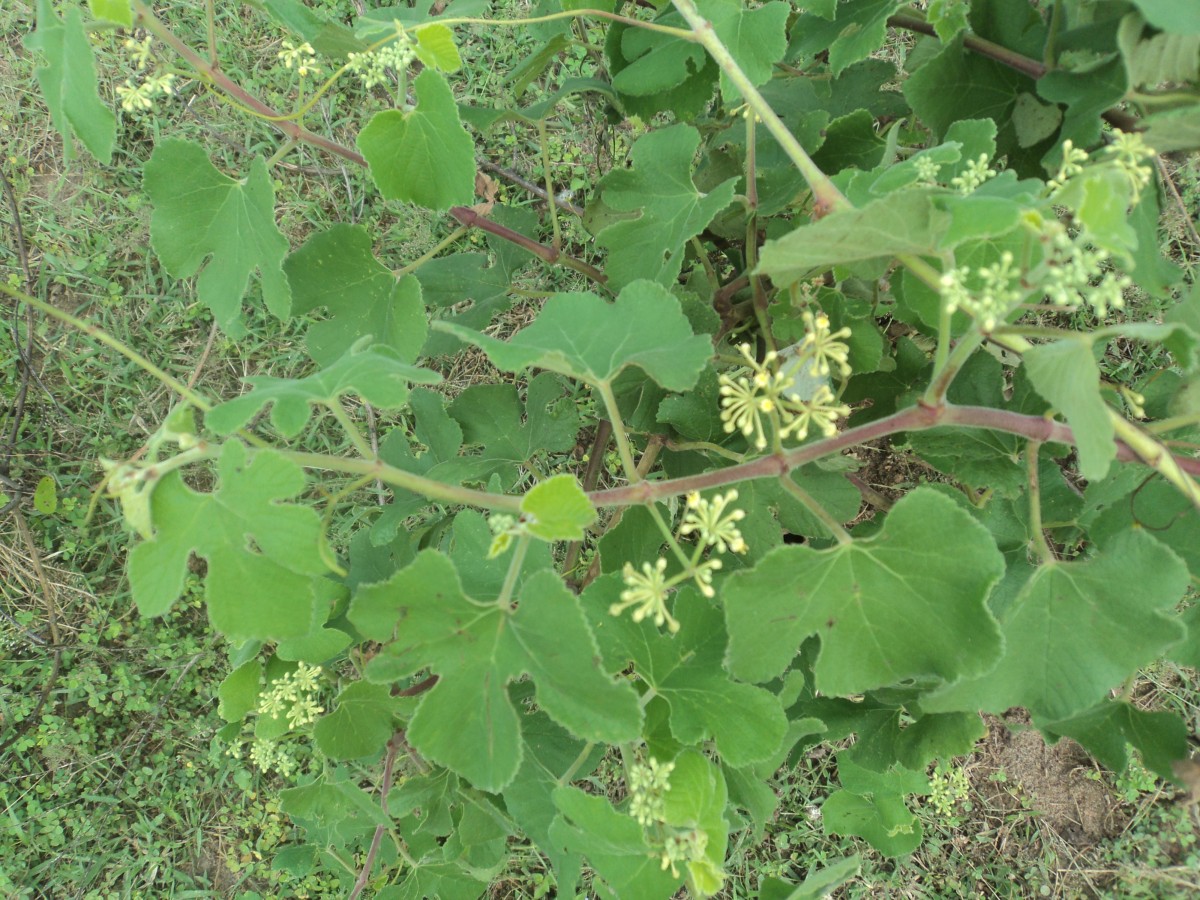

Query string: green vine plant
[9,0,1200,895]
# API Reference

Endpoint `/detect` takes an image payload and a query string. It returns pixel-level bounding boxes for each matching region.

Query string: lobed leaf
[723,488,1005,693]
[144,140,292,336]
[435,280,713,391]
[923,531,1189,721]
[128,443,328,640]
[205,345,440,437]
[284,224,429,366]
[593,125,737,290]
[350,554,641,791]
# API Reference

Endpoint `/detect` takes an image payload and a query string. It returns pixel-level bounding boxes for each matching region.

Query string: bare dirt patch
[973,711,1126,849]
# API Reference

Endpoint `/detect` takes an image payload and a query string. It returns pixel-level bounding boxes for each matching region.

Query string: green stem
[395,226,470,278]
[689,236,720,290]
[1043,0,1065,70]
[558,741,596,786]
[932,272,953,378]
[497,535,530,607]
[328,403,375,459]
[1145,412,1200,435]
[277,449,523,512]
[318,474,376,577]
[263,138,298,169]
[432,8,697,40]
[923,330,987,406]
[665,439,745,462]
[670,0,847,214]
[537,119,563,250]
[0,281,213,412]
[595,382,640,483]
[1110,412,1200,510]
[1025,441,1054,564]
[776,472,852,545]
[648,503,694,571]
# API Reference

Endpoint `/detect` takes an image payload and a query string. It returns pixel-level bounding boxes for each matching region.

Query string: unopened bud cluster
[347,25,417,90]
[660,828,708,877]
[1040,224,1130,318]
[950,153,998,194]
[628,757,674,827]
[257,662,325,730]
[940,251,1023,332]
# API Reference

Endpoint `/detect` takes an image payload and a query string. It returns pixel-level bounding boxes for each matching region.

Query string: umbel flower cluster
[718,313,852,451]
[277,40,322,78]
[610,490,748,632]
[939,131,1155,330]
[116,35,176,113]
[225,663,324,777]
[625,757,706,877]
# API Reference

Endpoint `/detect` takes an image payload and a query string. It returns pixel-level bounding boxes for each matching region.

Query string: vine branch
[886,12,1141,133]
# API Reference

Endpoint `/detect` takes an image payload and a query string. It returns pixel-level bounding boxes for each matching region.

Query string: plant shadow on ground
[1,0,1199,898]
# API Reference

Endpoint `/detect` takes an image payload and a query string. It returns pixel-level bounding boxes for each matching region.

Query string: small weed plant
[6,0,1200,896]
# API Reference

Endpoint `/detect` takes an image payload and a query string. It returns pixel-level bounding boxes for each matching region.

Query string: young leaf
[593,125,737,289]
[414,23,463,73]
[923,531,1189,722]
[128,443,328,640]
[350,554,641,791]
[927,0,969,41]
[357,69,475,210]
[284,224,429,366]
[204,346,440,437]
[143,140,292,335]
[520,474,596,542]
[723,488,1004,693]
[26,0,116,163]
[435,280,713,391]
[89,0,132,26]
